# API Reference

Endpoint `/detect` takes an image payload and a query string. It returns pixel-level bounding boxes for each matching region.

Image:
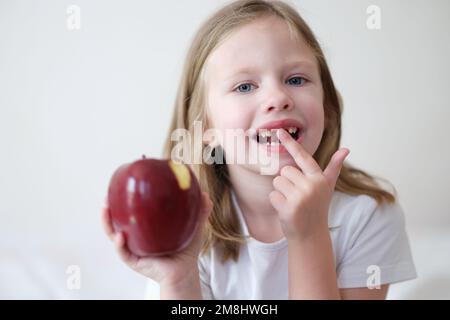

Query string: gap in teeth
[257,127,299,143]
[257,127,298,137]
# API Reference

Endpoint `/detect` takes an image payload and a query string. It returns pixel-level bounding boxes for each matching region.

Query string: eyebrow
[225,60,317,80]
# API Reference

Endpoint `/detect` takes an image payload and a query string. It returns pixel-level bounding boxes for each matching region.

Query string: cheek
[300,96,325,152]
[206,98,253,152]
[209,97,253,131]
[306,104,324,133]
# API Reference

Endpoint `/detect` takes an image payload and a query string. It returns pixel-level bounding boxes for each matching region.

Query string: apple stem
[142,154,146,159]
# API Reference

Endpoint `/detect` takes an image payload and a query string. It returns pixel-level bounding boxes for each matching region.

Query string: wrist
[287,224,329,244]
[160,268,203,300]
[287,229,339,299]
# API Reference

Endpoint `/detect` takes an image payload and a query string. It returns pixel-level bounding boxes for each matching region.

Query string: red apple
[107,156,202,257]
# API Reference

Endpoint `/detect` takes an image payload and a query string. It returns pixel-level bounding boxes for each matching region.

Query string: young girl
[102,0,416,299]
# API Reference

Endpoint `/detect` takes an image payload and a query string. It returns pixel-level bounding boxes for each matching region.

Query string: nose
[262,84,294,113]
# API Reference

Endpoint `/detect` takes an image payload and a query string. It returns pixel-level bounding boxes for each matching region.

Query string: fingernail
[343,148,350,159]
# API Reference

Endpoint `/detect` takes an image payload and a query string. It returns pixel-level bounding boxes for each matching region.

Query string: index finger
[276,128,321,175]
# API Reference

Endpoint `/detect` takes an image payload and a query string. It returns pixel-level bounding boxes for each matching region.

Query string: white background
[0,0,449,299]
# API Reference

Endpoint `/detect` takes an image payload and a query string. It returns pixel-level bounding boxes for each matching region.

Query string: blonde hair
[163,0,396,263]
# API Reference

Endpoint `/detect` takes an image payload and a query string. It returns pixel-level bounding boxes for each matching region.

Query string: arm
[288,230,340,299]
[288,231,390,300]
[272,131,411,300]
[340,285,389,300]
[269,129,350,300]
[160,268,203,300]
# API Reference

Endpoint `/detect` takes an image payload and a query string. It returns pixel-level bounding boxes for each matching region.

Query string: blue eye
[235,83,254,93]
[234,76,307,93]
[287,76,306,86]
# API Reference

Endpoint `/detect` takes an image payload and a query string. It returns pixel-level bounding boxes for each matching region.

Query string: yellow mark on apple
[168,160,191,190]
[130,215,137,224]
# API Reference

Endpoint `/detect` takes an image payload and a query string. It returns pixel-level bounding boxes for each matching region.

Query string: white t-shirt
[145,190,417,299]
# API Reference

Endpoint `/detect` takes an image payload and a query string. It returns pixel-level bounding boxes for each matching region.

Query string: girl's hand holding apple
[101,157,213,298]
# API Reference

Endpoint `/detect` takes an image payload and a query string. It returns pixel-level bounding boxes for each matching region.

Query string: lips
[251,118,304,144]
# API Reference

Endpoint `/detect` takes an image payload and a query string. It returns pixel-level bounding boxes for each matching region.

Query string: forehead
[204,16,318,80]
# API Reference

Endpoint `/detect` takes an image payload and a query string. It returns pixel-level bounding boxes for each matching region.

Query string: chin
[254,148,315,176]
[249,158,294,177]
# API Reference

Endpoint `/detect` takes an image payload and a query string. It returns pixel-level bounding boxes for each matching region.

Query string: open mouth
[255,126,302,144]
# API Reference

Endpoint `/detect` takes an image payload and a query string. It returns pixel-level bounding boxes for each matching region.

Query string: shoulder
[330,191,403,225]
[330,192,417,287]
[330,191,378,219]
[329,191,406,243]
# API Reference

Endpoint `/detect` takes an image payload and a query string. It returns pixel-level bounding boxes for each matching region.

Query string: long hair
[162,0,396,263]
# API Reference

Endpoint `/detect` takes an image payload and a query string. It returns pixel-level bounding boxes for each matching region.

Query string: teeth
[287,127,298,134]
[258,130,270,139]
[257,127,300,143]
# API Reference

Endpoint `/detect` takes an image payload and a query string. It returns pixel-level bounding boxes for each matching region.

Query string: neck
[227,164,285,243]
[227,164,278,220]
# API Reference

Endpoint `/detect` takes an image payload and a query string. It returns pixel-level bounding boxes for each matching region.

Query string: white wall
[0,0,449,299]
